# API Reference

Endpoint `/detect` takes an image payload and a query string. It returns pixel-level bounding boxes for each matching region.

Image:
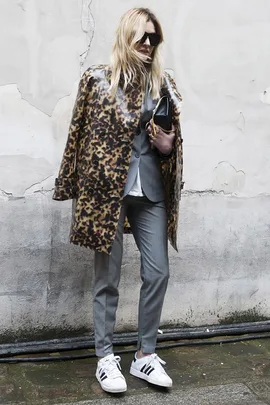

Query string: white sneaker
[96,354,127,393]
[130,353,172,388]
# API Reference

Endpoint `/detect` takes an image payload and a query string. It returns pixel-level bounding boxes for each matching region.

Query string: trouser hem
[95,348,114,358]
[136,338,156,354]
[137,345,156,354]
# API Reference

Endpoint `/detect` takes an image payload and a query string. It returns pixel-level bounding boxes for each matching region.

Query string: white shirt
[128,85,151,197]
[128,167,144,197]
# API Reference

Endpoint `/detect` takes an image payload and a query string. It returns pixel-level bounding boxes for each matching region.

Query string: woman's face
[135,20,156,60]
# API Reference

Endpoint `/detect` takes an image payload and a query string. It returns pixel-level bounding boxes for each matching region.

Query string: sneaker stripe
[140,364,155,375]
[141,364,147,373]
[144,365,152,374]
[100,372,106,379]
[146,367,154,376]
[100,375,108,381]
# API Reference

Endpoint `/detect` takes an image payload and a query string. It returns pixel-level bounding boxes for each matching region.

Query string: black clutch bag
[152,96,172,132]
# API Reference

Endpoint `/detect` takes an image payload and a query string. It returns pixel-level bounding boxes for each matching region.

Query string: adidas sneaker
[130,353,172,387]
[96,353,127,393]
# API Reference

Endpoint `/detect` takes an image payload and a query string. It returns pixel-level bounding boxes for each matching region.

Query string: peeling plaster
[0,189,12,197]
[50,92,73,120]
[0,84,55,167]
[0,189,12,202]
[80,0,95,72]
[1,1,93,116]
[0,191,25,202]
[0,83,41,118]
[184,189,225,196]
[23,175,55,196]
[0,180,55,200]
[0,155,54,198]
[15,84,51,118]
[213,161,246,194]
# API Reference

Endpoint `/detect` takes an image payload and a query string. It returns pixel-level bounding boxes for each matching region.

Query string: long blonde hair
[109,8,164,99]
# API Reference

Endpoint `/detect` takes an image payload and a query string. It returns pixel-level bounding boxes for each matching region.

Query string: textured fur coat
[52,65,183,254]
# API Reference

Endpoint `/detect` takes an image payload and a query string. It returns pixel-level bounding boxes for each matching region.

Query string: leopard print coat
[52,65,183,254]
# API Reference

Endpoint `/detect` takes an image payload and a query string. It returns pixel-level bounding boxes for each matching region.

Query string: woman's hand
[147,123,175,155]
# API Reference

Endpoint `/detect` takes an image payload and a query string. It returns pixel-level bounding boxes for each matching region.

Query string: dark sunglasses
[139,32,161,47]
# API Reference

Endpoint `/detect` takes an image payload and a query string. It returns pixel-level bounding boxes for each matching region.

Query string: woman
[53,7,183,394]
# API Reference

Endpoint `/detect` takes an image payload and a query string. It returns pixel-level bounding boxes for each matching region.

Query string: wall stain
[218,307,268,324]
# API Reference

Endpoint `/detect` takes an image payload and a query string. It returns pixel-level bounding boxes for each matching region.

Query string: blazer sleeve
[52,69,92,201]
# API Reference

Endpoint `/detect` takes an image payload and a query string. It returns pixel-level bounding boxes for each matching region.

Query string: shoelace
[145,354,167,373]
[101,355,123,379]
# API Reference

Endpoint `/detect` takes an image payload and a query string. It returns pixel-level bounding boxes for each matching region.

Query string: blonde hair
[109,8,164,99]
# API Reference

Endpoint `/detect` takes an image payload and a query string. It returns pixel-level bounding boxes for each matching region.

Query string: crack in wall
[0,83,52,118]
[213,161,246,194]
[80,0,95,73]
[33,188,54,195]
[15,84,52,118]
[184,189,226,196]
[215,161,246,176]
[2,2,95,117]
[23,175,55,195]
[0,176,55,200]
[0,189,13,197]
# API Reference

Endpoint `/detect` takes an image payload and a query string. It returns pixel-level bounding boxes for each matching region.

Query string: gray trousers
[93,195,170,357]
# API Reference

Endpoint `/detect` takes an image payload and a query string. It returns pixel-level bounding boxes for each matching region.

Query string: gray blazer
[124,90,165,202]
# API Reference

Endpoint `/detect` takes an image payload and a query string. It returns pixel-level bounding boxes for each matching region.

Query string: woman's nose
[144,36,150,46]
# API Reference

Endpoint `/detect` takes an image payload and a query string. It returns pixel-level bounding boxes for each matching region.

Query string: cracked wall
[0,0,93,116]
[0,0,96,337]
[0,0,270,339]
[0,0,94,200]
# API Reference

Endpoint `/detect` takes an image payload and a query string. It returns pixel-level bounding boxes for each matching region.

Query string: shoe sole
[95,373,127,393]
[130,367,172,388]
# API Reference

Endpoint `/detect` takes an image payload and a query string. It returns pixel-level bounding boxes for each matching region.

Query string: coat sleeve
[160,72,184,251]
[52,69,92,201]
[164,71,182,118]
[163,71,184,191]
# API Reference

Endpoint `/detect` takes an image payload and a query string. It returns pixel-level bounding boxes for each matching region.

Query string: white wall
[0,0,269,341]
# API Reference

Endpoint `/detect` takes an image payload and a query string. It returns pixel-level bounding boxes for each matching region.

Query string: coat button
[135,153,140,158]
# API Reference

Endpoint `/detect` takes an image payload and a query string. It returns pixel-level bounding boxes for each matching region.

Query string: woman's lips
[139,48,151,55]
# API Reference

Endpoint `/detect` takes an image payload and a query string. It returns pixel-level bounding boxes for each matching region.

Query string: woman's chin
[140,53,152,63]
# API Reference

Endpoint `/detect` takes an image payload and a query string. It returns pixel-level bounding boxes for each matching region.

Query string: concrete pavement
[0,337,269,404]
[62,384,268,405]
